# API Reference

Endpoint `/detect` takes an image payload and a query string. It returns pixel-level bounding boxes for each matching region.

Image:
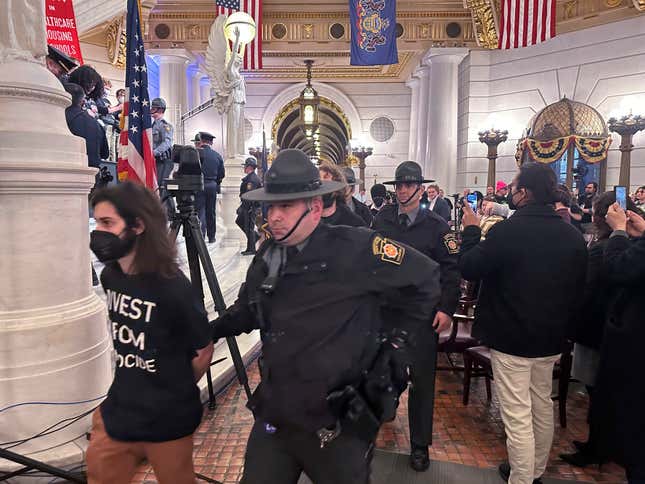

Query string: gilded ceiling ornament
[604,0,622,6]
[564,0,578,19]
[186,24,201,39]
[418,23,431,39]
[303,24,314,39]
[633,0,645,10]
[271,97,352,141]
[466,0,498,49]
[106,16,127,69]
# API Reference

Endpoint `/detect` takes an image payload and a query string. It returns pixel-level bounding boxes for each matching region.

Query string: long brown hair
[592,191,643,240]
[91,182,178,278]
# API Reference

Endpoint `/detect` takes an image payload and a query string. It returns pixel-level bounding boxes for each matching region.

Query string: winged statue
[204,15,246,159]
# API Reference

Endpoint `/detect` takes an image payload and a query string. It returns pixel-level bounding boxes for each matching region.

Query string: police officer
[236,156,263,255]
[372,161,461,472]
[190,132,202,148]
[342,167,374,226]
[212,149,441,484]
[150,98,174,214]
[196,131,225,243]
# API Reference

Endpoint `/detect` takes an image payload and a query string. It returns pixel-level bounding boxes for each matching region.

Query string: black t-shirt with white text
[99,264,212,442]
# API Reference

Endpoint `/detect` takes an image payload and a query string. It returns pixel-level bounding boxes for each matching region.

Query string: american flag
[498,0,556,50]
[216,0,263,70]
[117,0,157,189]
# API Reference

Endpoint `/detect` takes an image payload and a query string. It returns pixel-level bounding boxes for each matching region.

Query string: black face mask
[373,196,385,208]
[507,189,525,210]
[322,192,335,209]
[90,230,137,263]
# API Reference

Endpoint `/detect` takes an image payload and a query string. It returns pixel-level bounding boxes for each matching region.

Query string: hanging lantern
[299,60,320,131]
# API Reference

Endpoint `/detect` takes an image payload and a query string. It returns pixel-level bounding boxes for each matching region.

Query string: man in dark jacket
[426,184,451,222]
[64,83,109,169]
[236,156,263,255]
[212,149,441,484]
[593,203,645,484]
[459,162,587,484]
[372,161,461,472]
[343,167,373,226]
[319,164,366,227]
[196,131,225,243]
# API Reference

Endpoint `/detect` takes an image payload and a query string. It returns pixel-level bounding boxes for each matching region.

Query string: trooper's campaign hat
[190,133,201,143]
[198,131,215,142]
[242,149,345,202]
[47,45,78,73]
[382,161,434,185]
[243,156,258,168]
[342,167,362,187]
[151,98,167,110]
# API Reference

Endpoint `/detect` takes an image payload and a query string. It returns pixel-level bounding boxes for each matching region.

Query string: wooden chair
[437,280,480,372]
[462,341,574,428]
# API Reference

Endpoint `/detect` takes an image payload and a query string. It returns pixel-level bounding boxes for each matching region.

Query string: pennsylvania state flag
[349,0,398,66]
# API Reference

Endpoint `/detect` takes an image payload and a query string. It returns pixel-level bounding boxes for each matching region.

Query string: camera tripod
[168,190,253,484]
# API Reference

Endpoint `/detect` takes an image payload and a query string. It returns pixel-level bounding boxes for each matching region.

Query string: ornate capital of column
[405,76,420,88]
[148,48,194,65]
[422,47,470,66]
[413,65,431,78]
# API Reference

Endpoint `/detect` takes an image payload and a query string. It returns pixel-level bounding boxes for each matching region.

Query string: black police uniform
[212,148,441,484]
[197,144,225,242]
[348,197,374,226]
[372,174,461,465]
[322,202,366,227]
[236,170,263,252]
[65,105,109,168]
[214,225,440,484]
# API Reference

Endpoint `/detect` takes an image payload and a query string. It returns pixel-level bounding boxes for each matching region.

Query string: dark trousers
[408,321,438,448]
[628,466,645,484]
[241,420,373,484]
[197,181,218,240]
[236,202,257,251]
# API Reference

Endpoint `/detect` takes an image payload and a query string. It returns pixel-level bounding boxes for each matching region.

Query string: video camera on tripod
[163,145,204,196]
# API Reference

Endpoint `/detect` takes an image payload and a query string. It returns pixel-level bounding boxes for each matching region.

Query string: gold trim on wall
[466,0,498,49]
[106,16,127,69]
[271,97,352,142]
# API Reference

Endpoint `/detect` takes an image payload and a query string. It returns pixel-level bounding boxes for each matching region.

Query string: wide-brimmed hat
[342,167,362,186]
[190,133,201,143]
[382,161,434,185]
[243,156,258,168]
[151,98,167,110]
[198,131,215,142]
[242,149,345,202]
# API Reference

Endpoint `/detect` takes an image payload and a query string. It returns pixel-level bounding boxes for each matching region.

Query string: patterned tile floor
[133,355,627,483]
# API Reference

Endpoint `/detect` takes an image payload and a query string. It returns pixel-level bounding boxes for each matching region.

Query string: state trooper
[194,131,225,243]
[212,149,441,484]
[372,161,461,472]
[150,98,174,215]
[236,156,263,255]
[342,167,373,226]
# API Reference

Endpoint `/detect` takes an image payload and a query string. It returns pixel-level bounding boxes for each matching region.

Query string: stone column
[151,49,192,143]
[414,65,430,163]
[188,66,204,110]
[423,48,469,194]
[0,1,112,470]
[199,75,212,105]
[405,75,420,161]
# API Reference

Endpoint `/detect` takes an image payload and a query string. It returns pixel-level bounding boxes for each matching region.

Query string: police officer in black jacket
[195,131,225,243]
[343,167,374,226]
[212,149,441,484]
[236,156,263,255]
[372,161,461,472]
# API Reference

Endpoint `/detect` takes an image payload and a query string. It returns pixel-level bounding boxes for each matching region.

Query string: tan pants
[490,350,560,484]
[86,410,196,484]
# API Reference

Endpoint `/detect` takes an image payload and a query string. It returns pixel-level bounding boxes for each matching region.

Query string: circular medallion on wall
[329,23,345,39]
[154,23,171,39]
[272,23,287,39]
[244,119,254,142]
[370,117,395,143]
[395,23,404,38]
[446,22,462,38]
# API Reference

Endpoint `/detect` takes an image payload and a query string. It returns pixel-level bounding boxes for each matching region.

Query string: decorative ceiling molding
[106,16,127,69]
[633,0,645,11]
[147,11,472,20]
[465,0,498,49]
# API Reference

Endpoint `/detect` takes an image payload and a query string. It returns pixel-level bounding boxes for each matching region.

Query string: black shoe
[241,250,256,256]
[572,440,588,452]
[559,451,603,469]
[409,446,430,472]
[208,238,216,244]
[498,462,542,483]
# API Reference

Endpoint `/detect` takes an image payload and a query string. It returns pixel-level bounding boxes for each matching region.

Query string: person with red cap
[495,181,509,204]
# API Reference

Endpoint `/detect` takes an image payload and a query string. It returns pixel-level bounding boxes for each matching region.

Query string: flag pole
[261,124,267,180]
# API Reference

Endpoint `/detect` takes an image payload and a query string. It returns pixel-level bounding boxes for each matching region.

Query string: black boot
[409,445,430,472]
[559,450,604,469]
[498,462,543,483]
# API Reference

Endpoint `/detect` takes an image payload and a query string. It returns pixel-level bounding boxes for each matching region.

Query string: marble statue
[204,16,246,159]
[0,0,47,63]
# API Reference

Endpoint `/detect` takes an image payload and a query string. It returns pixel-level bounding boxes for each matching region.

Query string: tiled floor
[133,355,627,483]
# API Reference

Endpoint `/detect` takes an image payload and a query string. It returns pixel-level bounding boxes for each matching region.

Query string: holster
[327,385,381,443]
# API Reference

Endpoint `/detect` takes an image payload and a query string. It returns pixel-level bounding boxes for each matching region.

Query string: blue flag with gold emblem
[349,0,398,66]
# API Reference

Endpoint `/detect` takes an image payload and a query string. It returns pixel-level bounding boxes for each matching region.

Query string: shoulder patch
[443,233,460,254]
[372,235,405,265]
[247,182,253,191]
[165,125,171,131]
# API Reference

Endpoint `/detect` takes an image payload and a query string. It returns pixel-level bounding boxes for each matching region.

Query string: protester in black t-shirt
[86,182,214,484]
